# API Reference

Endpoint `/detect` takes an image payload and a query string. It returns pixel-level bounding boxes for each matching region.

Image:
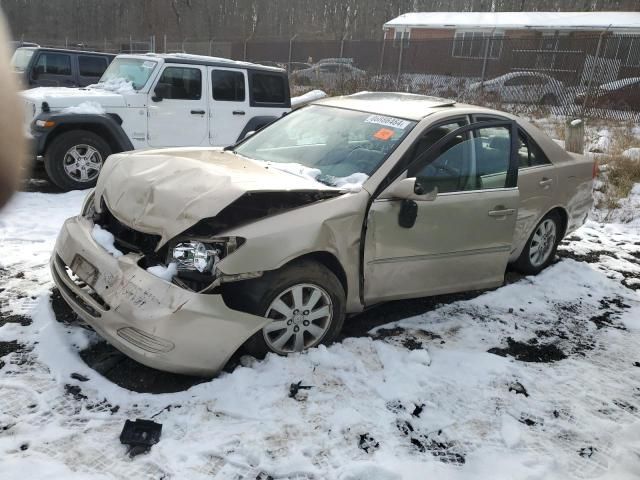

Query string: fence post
[243,34,254,61]
[582,25,611,118]
[378,38,386,78]
[164,34,167,53]
[480,28,495,84]
[288,34,298,72]
[396,36,404,86]
[339,32,348,58]
[209,38,213,56]
[565,118,585,154]
[129,35,132,53]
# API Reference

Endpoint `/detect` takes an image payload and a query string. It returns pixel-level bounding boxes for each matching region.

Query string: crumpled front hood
[20,86,126,109]
[94,148,341,245]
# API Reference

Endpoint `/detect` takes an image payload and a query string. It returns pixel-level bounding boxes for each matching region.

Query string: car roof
[315,92,457,121]
[16,46,115,57]
[116,53,286,73]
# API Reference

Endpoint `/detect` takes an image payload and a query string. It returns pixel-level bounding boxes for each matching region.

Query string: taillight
[592,160,599,179]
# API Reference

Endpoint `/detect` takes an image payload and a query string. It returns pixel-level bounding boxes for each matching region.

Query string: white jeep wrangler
[22,53,291,191]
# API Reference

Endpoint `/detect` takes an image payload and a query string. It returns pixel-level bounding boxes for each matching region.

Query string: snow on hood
[94,149,343,245]
[20,86,127,109]
[86,77,136,94]
[62,101,106,115]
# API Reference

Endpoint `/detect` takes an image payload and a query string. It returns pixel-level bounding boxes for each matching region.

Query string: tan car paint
[52,216,271,376]
[364,188,519,303]
[52,95,594,375]
[94,147,341,246]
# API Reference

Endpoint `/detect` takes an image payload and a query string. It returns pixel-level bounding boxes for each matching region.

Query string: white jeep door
[147,64,208,147]
[209,67,250,147]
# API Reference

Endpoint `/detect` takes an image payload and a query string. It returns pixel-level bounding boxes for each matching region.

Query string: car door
[30,51,76,87]
[511,128,557,255]
[363,120,519,304]
[474,114,556,254]
[77,55,110,87]
[147,64,208,147]
[209,67,249,147]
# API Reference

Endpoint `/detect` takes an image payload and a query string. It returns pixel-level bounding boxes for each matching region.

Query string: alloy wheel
[529,218,557,267]
[63,144,103,183]
[263,283,333,354]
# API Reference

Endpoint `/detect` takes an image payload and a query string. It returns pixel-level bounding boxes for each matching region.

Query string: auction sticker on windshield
[365,114,411,130]
[373,128,395,141]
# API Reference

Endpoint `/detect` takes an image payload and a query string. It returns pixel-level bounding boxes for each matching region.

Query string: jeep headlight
[81,189,96,218]
[169,237,243,274]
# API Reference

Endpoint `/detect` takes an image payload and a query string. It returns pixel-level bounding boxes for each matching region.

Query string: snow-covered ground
[1,188,640,479]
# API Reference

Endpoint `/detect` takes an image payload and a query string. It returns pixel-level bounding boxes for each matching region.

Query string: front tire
[44,130,111,191]
[513,212,562,275]
[226,260,346,358]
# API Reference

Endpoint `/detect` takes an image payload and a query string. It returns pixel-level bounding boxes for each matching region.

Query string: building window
[394,30,410,48]
[602,35,640,67]
[452,31,503,59]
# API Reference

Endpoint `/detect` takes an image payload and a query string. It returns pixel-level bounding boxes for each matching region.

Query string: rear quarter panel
[553,152,594,235]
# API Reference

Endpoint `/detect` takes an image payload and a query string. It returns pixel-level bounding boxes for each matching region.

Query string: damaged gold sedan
[51,93,595,375]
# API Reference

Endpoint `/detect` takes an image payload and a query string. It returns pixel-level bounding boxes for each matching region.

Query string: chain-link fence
[20,33,640,120]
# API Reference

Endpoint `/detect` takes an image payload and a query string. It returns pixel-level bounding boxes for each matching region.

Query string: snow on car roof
[384,11,640,32]
[317,92,456,121]
[599,77,640,91]
[116,53,286,73]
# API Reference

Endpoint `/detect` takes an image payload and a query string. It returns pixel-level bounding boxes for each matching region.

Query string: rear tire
[225,260,346,358]
[513,212,562,275]
[44,130,111,191]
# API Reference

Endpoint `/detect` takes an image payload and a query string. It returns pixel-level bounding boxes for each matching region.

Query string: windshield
[11,48,35,71]
[235,105,416,187]
[97,57,158,90]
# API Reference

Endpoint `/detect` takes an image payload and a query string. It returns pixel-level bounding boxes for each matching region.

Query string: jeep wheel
[45,130,111,191]
[225,260,346,358]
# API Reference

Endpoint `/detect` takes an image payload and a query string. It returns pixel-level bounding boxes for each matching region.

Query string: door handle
[190,109,206,115]
[488,208,516,217]
[539,177,553,188]
[232,110,246,115]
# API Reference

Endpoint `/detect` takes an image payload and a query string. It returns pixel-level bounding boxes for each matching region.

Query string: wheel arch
[285,251,349,298]
[510,205,569,263]
[37,114,133,156]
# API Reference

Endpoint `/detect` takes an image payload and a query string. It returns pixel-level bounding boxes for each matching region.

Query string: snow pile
[291,89,327,108]
[89,77,135,94]
[146,262,177,282]
[623,148,640,161]
[333,172,370,192]
[62,101,106,115]
[265,161,322,181]
[588,129,612,154]
[263,161,369,192]
[91,224,123,258]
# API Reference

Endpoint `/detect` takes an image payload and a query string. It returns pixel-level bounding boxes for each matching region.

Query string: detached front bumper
[51,216,270,376]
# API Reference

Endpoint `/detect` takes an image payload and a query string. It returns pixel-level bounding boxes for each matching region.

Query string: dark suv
[11,47,115,88]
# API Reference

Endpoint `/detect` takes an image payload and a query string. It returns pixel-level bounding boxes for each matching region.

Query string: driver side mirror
[381,177,438,201]
[243,130,256,140]
[152,84,170,102]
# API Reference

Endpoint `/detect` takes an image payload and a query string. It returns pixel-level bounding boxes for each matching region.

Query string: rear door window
[212,70,245,101]
[33,52,72,76]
